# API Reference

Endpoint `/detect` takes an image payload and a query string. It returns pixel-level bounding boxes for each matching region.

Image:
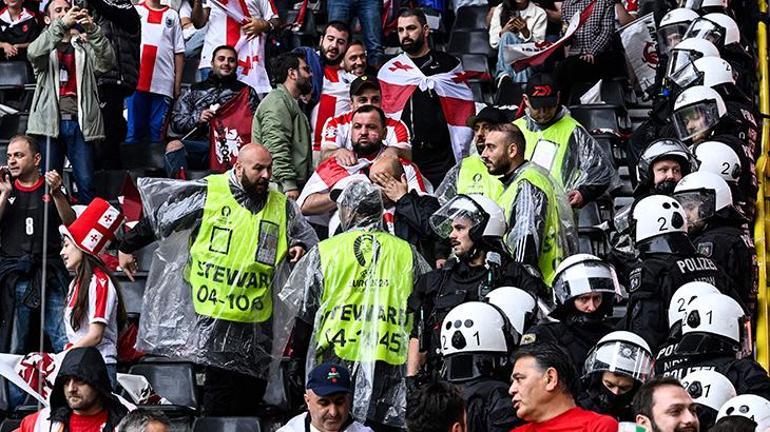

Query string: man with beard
[311,21,353,156]
[165,45,259,178]
[342,40,370,77]
[118,143,318,415]
[378,9,476,188]
[18,347,129,432]
[252,52,313,199]
[632,376,700,432]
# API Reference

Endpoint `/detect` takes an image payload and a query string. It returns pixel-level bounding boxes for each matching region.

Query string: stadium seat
[459,54,492,81]
[127,362,198,413]
[0,62,31,89]
[192,417,262,432]
[93,170,132,201]
[448,30,495,58]
[0,113,29,143]
[120,142,166,172]
[567,79,627,114]
[0,419,19,432]
[118,277,146,318]
[568,105,620,134]
[592,134,621,168]
[181,57,200,85]
[453,5,489,31]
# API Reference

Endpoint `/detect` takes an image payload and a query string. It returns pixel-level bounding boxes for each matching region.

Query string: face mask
[593,380,636,413]
[654,179,678,195]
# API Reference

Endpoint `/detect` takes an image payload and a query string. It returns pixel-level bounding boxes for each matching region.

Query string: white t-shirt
[64,268,119,365]
[199,0,277,69]
[136,2,186,97]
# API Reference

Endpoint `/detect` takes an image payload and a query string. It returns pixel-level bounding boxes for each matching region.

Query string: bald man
[116,146,318,416]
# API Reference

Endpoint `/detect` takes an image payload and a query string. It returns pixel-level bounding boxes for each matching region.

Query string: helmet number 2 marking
[721,162,730,175]
[658,217,668,232]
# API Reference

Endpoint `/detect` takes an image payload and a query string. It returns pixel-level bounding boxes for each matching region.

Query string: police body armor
[522,320,614,369]
[462,377,522,432]
[662,355,770,400]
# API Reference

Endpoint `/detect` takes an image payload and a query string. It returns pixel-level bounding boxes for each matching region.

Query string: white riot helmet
[583,331,654,384]
[685,0,728,13]
[666,39,720,89]
[485,287,538,336]
[550,254,619,318]
[672,85,727,142]
[676,293,751,356]
[692,140,742,184]
[430,194,507,252]
[668,282,720,330]
[674,171,734,232]
[636,138,698,189]
[681,370,736,413]
[672,56,735,90]
[631,195,688,244]
[717,394,770,431]
[441,301,517,382]
[685,13,741,48]
[657,8,701,55]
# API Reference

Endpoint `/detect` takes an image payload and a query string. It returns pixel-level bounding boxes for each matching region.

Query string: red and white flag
[209,87,255,172]
[0,352,66,406]
[378,54,475,162]
[503,0,597,72]
[311,66,354,151]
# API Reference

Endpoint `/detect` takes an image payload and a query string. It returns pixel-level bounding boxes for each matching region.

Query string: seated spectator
[252,51,312,199]
[406,378,467,432]
[0,0,40,61]
[509,342,618,431]
[18,347,130,432]
[277,362,373,432]
[342,40,371,77]
[125,0,185,146]
[632,376,700,432]
[116,410,171,432]
[489,0,546,82]
[321,75,411,164]
[59,198,125,386]
[26,0,115,204]
[166,44,258,177]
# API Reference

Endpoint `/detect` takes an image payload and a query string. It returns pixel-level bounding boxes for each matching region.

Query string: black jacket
[462,378,522,432]
[91,0,141,94]
[393,191,445,262]
[524,318,614,369]
[661,354,770,401]
[49,347,128,431]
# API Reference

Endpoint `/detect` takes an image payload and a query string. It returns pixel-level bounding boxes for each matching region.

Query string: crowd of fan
[0,0,767,430]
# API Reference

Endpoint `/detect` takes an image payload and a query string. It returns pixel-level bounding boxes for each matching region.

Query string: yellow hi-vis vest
[498,164,564,285]
[456,154,504,201]
[188,174,288,323]
[317,230,414,365]
[514,115,580,189]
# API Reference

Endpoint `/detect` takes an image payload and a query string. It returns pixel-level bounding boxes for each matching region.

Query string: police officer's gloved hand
[282,357,306,412]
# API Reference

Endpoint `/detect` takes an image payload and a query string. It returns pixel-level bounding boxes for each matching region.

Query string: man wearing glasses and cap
[277,363,374,432]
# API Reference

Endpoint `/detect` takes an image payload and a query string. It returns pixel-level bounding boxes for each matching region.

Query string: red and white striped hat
[59,198,124,256]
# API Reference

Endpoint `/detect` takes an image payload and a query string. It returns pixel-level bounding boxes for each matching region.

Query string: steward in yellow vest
[480,123,578,285]
[516,73,618,208]
[117,144,319,416]
[282,180,430,429]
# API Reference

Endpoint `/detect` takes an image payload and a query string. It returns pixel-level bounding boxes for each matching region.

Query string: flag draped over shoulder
[378,53,475,162]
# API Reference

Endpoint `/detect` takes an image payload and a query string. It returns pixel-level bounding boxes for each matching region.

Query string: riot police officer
[521,254,618,368]
[717,394,770,429]
[673,171,757,318]
[623,194,732,351]
[681,370,737,429]
[578,331,655,421]
[661,293,770,399]
[440,301,522,432]
[407,194,546,375]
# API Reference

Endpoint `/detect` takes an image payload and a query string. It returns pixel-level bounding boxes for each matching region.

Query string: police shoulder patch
[521,333,537,345]
[696,241,713,258]
[628,267,643,293]
[522,264,542,279]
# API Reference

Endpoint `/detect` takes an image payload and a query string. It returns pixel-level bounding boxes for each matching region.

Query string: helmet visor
[430,195,484,239]
[583,340,654,382]
[672,101,721,141]
[666,49,700,82]
[657,23,692,55]
[552,261,621,306]
[685,18,725,47]
[669,59,701,89]
[673,190,716,230]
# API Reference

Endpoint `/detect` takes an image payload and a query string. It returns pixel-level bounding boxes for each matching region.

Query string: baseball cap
[349,75,380,97]
[306,362,353,396]
[466,106,507,128]
[525,73,559,108]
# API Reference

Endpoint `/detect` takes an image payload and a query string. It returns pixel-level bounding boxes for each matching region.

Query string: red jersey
[511,407,618,432]
[20,409,109,432]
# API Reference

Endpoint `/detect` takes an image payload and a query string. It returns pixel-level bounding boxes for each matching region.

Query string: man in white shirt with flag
[378,8,476,188]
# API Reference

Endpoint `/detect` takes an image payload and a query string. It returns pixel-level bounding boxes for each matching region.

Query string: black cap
[466,106,507,127]
[306,362,353,396]
[349,75,380,97]
[525,73,559,108]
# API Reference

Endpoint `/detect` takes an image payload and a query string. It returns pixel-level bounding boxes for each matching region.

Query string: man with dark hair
[0,135,75,357]
[632,376,700,432]
[481,123,577,285]
[115,410,170,432]
[342,40,370,77]
[406,378,467,432]
[378,8,476,189]
[18,347,129,432]
[509,343,618,431]
[252,51,313,199]
[165,44,259,177]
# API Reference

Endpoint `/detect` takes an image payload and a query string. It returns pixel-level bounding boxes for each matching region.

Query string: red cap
[59,198,124,256]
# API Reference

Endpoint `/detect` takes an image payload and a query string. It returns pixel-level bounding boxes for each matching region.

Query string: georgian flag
[378,54,475,163]
[311,67,354,151]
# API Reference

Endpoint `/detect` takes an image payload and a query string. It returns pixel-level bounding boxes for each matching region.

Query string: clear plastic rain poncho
[134,174,317,382]
[278,181,431,428]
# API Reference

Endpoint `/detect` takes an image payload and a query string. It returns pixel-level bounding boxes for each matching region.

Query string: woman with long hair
[59,198,126,386]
